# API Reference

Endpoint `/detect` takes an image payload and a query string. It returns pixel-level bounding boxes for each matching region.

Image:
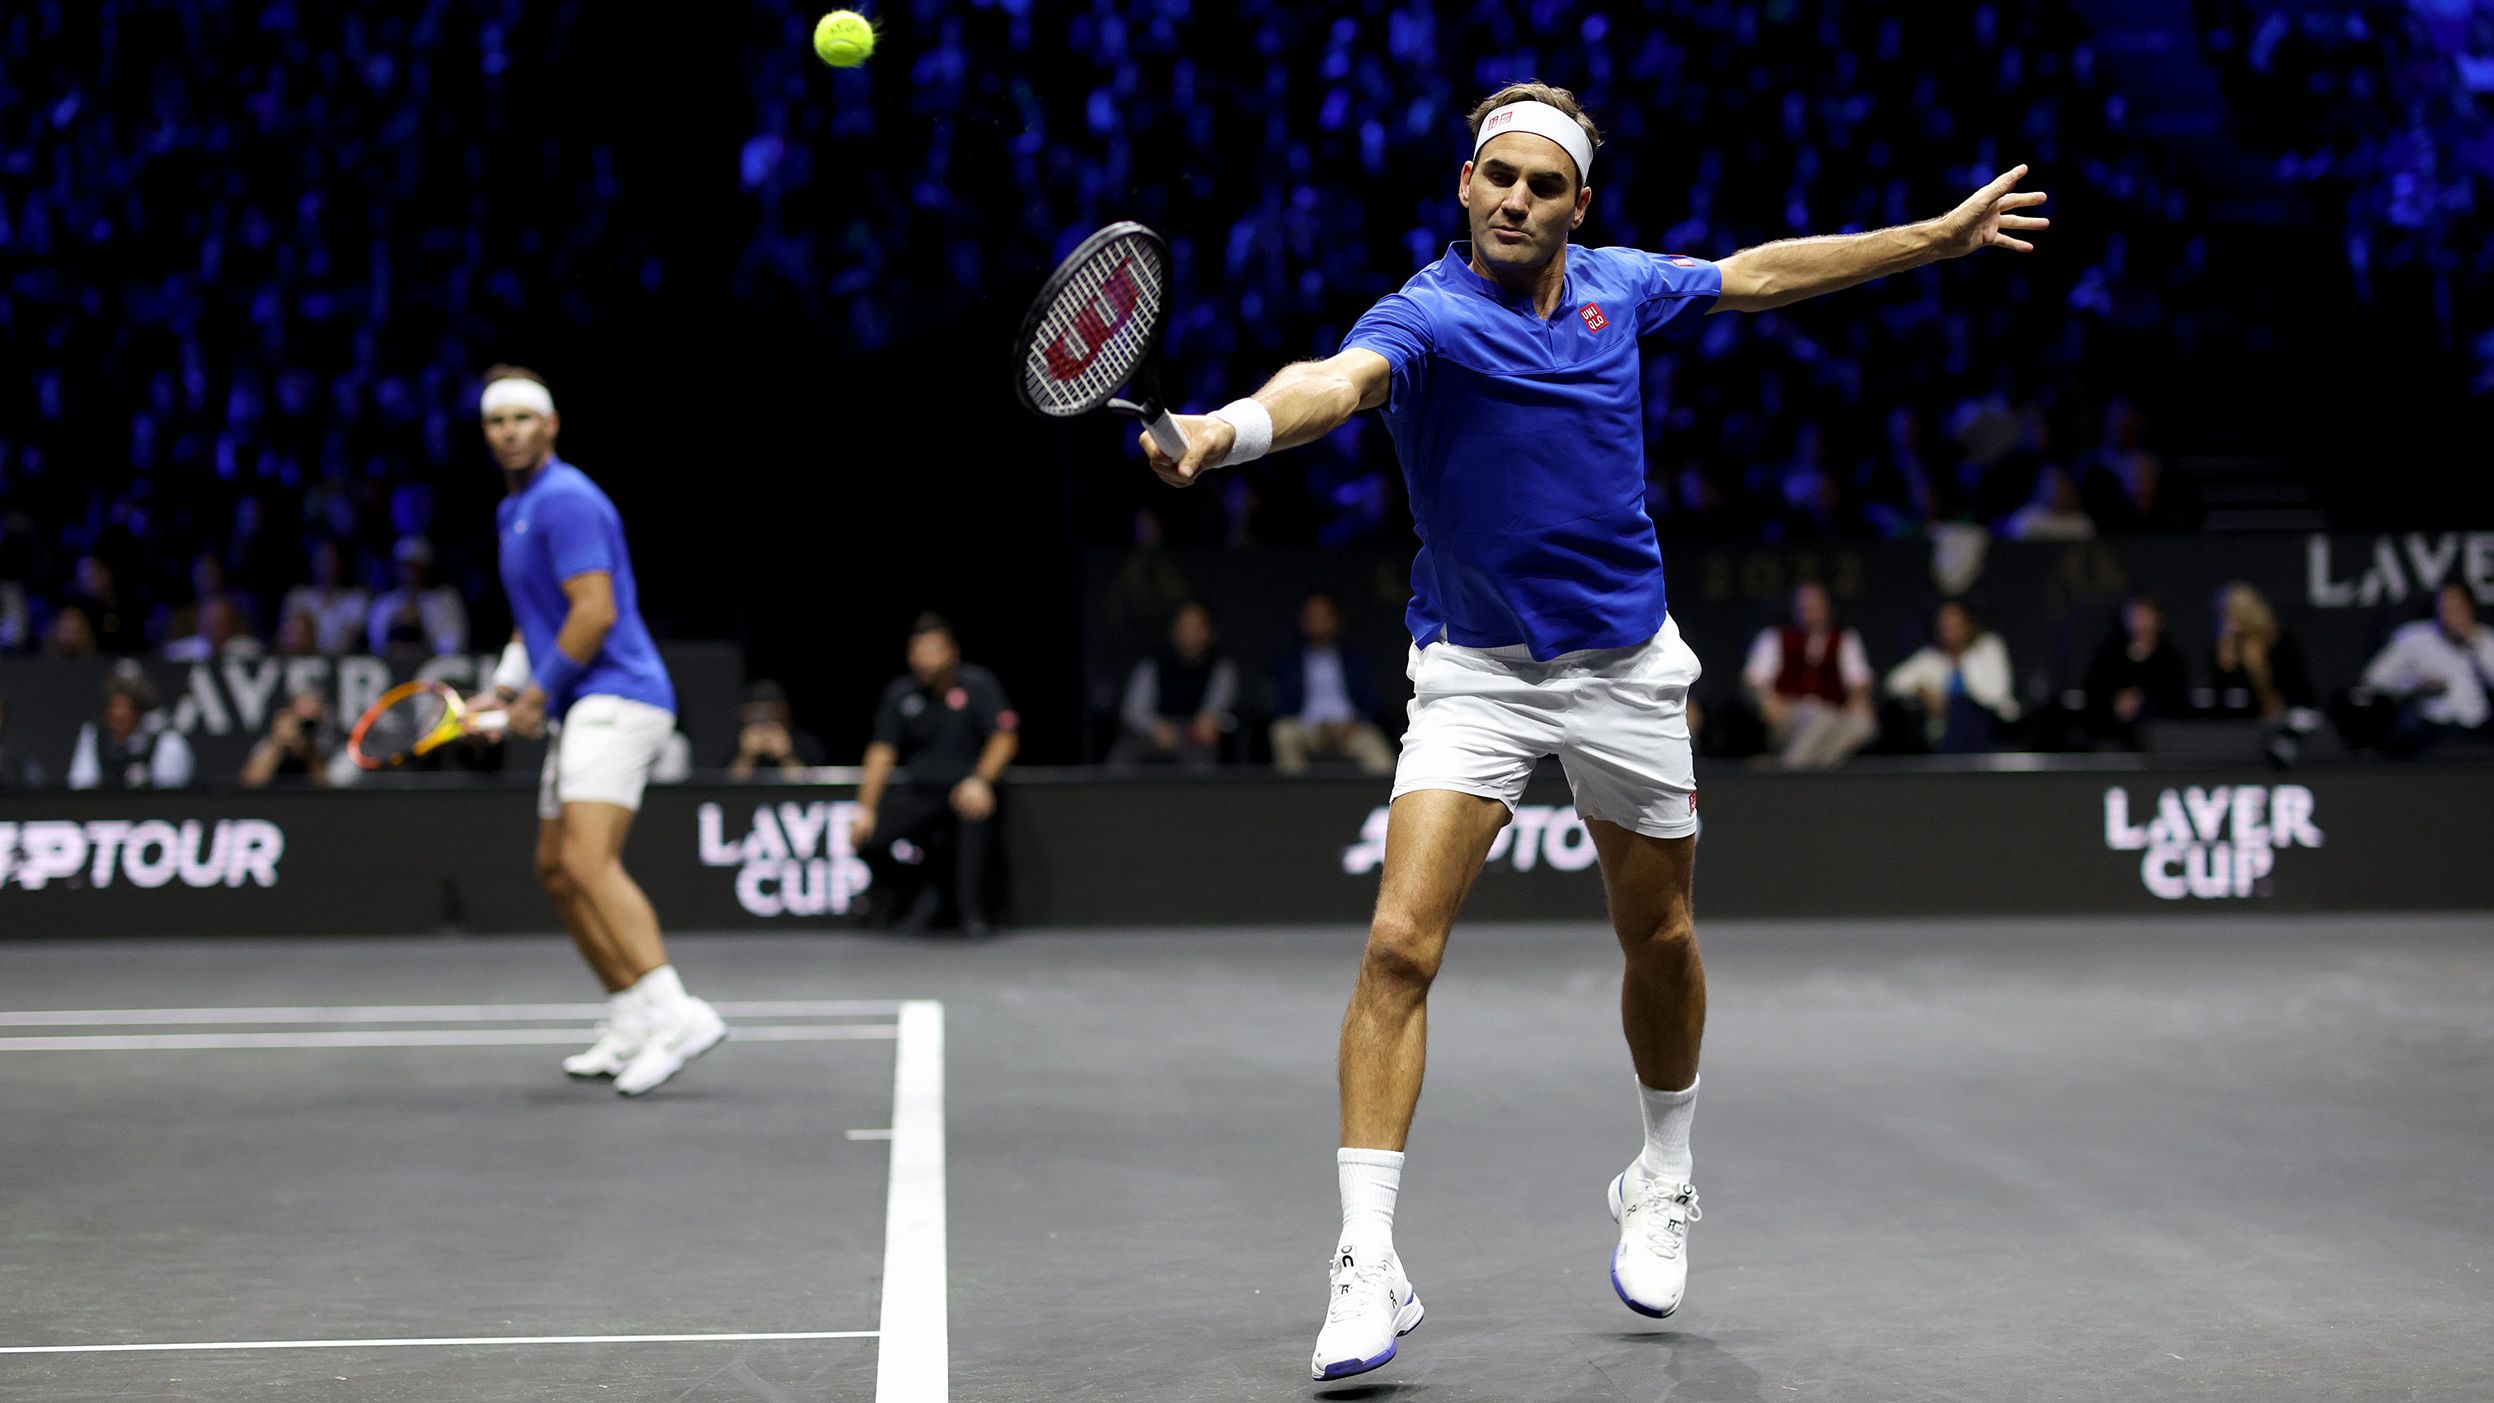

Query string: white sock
[634,964,687,1015]
[605,988,641,1030]
[1336,1148,1404,1261]
[1637,1075,1699,1185]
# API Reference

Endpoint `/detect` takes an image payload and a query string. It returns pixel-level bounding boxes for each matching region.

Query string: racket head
[347,680,472,770]
[1011,221,1176,420]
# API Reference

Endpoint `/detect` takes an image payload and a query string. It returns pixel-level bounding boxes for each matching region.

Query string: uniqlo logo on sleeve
[1578,302,1608,332]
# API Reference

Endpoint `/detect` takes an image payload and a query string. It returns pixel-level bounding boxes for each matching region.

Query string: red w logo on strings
[1044,261,1143,381]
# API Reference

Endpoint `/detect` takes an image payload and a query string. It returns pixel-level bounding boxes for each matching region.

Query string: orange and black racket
[347,680,507,770]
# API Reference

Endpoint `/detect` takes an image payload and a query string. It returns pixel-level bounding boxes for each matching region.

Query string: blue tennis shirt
[1343,242,1719,659]
[496,457,676,717]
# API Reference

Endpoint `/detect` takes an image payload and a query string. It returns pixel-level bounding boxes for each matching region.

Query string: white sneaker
[1310,1244,1423,1382]
[561,1020,645,1079]
[614,997,727,1097]
[1607,1162,1700,1318]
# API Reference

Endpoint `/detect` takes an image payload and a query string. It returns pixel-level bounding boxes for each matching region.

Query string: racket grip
[1145,409,1190,461]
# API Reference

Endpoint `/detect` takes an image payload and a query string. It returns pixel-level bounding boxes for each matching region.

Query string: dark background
[5,1,2491,761]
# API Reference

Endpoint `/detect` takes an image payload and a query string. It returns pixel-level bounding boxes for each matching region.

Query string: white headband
[480,378,555,418]
[1473,100,1594,185]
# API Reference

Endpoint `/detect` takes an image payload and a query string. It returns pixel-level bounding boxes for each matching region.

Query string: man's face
[1936,605,1973,654]
[1172,605,1214,658]
[104,694,140,738]
[2438,584,2477,638]
[2126,599,2163,644]
[1793,584,1831,633]
[908,630,958,684]
[1459,134,1589,279]
[1301,595,1340,644]
[484,404,558,473]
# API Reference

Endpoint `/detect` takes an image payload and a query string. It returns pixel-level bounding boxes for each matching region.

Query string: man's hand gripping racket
[1011,221,1232,487]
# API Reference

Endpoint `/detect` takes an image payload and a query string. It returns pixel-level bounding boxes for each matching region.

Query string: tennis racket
[1011,220,1189,459]
[347,679,507,770]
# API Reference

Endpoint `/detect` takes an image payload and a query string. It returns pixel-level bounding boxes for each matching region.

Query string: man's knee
[1620,906,1698,963]
[1360,911,1447,995]
[557,839,614,892]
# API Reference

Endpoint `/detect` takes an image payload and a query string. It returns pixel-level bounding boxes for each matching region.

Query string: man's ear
[1571,184,1592,230]
[1456,159,1475,212]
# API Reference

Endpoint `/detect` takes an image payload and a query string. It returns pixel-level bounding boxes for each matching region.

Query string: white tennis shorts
[1391,614,1703,839]
[537,693,677,821]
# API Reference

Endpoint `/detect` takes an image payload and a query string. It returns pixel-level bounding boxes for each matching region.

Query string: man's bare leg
[1586,823,1703,1090]
[555,801,667,982]
[1338,789,1512,1149]
[536,817,632,992]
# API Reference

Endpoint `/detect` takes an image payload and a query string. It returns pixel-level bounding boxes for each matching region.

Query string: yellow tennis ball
[813,10,875,68]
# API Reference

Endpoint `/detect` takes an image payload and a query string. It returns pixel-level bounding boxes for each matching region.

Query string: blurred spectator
[1268,591,1394,776]
[1110,601,1238,769]
[163,597,264,663]
[1743,582,1878,769]
[0,691,46,790]
[2208,582,2316,719]
[728,678,827,779]
[2360,582,2494,750]
[279,538,373,655]
[2081,403,2196,534]
[2001,465,2096,542]
[271,607,325,658]
[0,577,28,654]
[67,664,195,790]
[162,551,254,649]
[43,608,100,658]
[66,556,144,655]
[239,688,349,788]
[2083,593,2195,748]
[853,615,1020,935]
[367,536,467,658]
[1885,601,2022,754]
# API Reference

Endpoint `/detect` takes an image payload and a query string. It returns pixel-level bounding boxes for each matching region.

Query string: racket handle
[1144,409,1190,461]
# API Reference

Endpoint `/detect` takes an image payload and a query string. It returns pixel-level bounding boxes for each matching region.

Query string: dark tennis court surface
[3,912,2488,1401]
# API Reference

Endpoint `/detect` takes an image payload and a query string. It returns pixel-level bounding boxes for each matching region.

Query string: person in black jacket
[1269,592,1394,775]
[1107,600,1238,769]
[2083,592,2193,748]
[851,614,1020,935]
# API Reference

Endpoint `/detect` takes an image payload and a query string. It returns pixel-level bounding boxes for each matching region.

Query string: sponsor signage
[695,799,873,918]
[2101,784,2321,900]
[0,818,285,890]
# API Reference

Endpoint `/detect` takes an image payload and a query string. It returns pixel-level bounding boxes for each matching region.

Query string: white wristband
[491,640,530,694]
[1210,398,1273,469]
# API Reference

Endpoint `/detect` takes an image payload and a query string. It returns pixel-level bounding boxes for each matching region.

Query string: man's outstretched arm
[1137,348,1394,488]
[1711,165,2049,314]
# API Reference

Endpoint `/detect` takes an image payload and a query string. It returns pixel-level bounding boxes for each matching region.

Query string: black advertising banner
[4,766,2490,939]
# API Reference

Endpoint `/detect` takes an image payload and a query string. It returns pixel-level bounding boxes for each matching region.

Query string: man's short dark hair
[1465,81,1603,187]
[481,363,548,389]
[103,664,158,713]
[909,612,954,642]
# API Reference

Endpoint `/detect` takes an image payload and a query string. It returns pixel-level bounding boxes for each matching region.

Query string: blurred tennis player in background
[1137,81,2048,1380]
[474,365,727,1097]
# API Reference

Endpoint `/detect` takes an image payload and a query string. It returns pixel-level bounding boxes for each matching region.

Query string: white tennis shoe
[615,997,727,1097]
[562,1019,645,1079]
[1310,1244,1423,1382]
[1607,1161,1700,1317]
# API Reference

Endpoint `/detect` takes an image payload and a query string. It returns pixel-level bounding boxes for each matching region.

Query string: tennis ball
[813,10,875,68]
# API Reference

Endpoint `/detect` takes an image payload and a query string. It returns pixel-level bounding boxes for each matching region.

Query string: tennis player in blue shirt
[473,366,726,1097]
[1135,82,2049,1380]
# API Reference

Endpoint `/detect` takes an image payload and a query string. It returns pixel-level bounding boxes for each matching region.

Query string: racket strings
[1021,233,1168,414]
[360,690,456,763]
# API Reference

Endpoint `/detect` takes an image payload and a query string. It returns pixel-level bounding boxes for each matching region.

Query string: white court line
[846,1128,893,1141]
[0,1001,902,1027]
[875,1001,947,1403]
[0,1025,896,1052]
[0,1330,878,1356]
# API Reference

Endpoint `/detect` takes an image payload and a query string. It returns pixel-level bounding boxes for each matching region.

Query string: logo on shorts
[1578,302,1608,332]
[1689,790,1698,814]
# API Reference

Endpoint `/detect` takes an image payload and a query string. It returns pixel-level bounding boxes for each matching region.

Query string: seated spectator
[44,607,99,658]
[1742,582,1878,769]
[163,597,264,663]
[2208,582,2316,719]
[367,535,467,657]
[0,690,46,789]
[2360,582,2494,751]
[1885,601,2022,753]
[66,555,144,654]
[1109,600,1238,769]
[2000,465,2096,541]
[853,614,1020,935]
[240,687,349,788]
[271,606,324,658]
[2082,592,2194,748]
[2080,402,2196,534]
[727,678,827,779]
[1268,591,1394,776]
[161,550,254,650]
[67,664,195,790]
[280,537,372,654]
